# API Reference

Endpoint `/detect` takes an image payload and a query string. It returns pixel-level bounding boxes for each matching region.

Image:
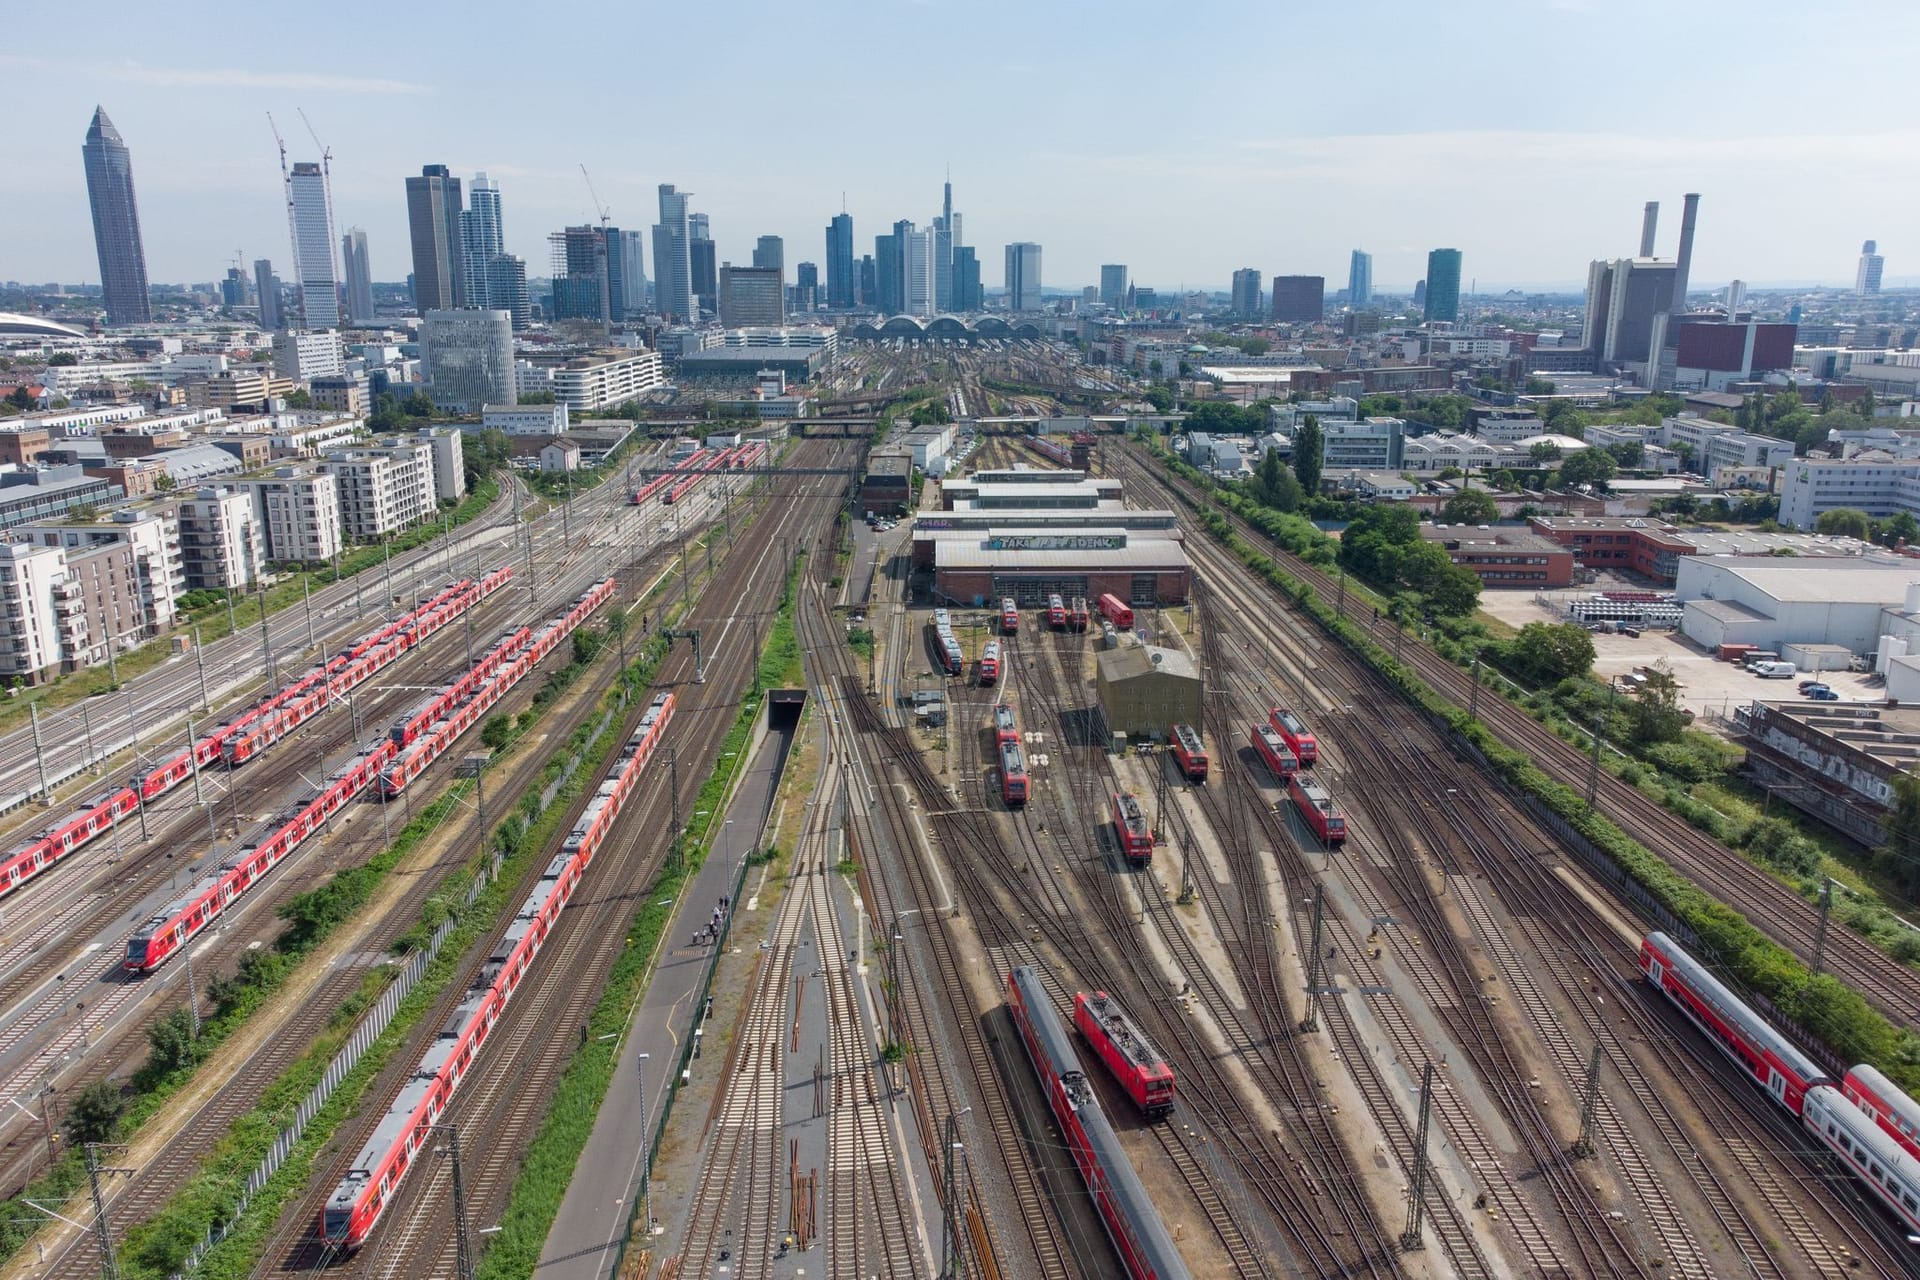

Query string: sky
[9,0,1920,295]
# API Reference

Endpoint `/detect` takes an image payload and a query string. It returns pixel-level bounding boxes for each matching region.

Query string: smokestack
[1639,201,1659,257]
[1670,192,1700,316]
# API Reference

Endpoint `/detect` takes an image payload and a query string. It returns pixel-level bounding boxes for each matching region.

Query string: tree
[520,390,557,405]
[1524,377,1556,395]
[1292,414,1324,497]
[1529,440,1564,465]
[7,386,32,410]
[1626,661,1688,744]
[1252,448,1303,511]
[1492,469,1517,492]
[481,714,513,752]
[145,1007,200,1077]
[1605,441,1645,467]
[1542,400,1587,436]
[1815,507,1872,540]
[284,388,313,409]
[153,472,176,492]
[1143,385,1173,412]
[1883,770,1920,898]
[64,1079,125,1146]
[401,390,436,418]
[47,351,78,367]
[1557,448,1618,491]
[1507,621,1596,683]
[1878,511,1920,549]
[1440,489,1498,525]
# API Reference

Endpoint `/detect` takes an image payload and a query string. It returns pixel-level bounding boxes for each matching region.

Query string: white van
[1753,661,1798,679]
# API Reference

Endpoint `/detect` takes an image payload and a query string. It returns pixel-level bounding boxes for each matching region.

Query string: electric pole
[1812,877,1834,976]
[1402,1061,1435,1251]
[1573,1042,1603,1159]
[1301,883,1325,1032]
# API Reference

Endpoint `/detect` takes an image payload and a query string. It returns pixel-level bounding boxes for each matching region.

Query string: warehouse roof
[1096,644,1200,682]
[1687,555,1920,605]
[934,539,1190,571]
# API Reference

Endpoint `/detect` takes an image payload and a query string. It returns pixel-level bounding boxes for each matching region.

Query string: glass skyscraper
[1348,250,1373,309]
[826,213,855,309]
[405,165,466,312]
[289,161,339,328]
[82,107,152,326]
[461,173,504,308]
[1424,248,1462,323]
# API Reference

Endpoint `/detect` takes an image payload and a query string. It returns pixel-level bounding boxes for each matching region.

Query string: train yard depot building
[1096,644,1204,737]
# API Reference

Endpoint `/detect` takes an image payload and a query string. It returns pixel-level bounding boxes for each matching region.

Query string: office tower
[689,212,717,309]
[719,264,785,327]
[1858,240,1885,294]
[221,268,250,312]
[486,255,529,331]
[952,246,981,311]
[1099,264,1127,310]
[825,213,855,309]
[617,230,646,314]
[405,165,466,312]
[1230,268,1262,320]
[1005,243,1043,312]
[549,225,611,327]
[601,227,631,323]
[342,228,375,325]
[794,261,818,311]
[933,178,961,312]
[254,258,284,329]
[1271,275,1325,323]
[461,172,504,308]
[905,228,935,317]
[1412,279,1426,309]
[1347,250,1373,309]
[752,235,784,278]
[651,184,693,320]
[875,223,909,314]
[422,309,515,410]
[82,107,152,326]
[1423,248,1462,322]
[858,255,876,308]
[287,161,340,328]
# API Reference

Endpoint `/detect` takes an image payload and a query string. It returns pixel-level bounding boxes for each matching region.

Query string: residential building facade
[323,442,436,541]
[175,486,265,590]
[240,469,343,564]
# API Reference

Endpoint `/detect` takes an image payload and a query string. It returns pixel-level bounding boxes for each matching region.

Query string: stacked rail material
[121,579,610,973]
[931,608,963,676]
[0,568,513,902]
[321,690,677,1251]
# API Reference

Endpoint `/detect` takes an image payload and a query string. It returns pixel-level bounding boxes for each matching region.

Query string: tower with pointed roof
[82,107,152,326]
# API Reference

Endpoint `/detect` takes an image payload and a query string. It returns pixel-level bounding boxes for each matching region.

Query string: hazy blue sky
[10,0,1917,293]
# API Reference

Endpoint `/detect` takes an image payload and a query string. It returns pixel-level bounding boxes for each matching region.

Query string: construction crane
[579,164,610,231]
[266,112,300,316]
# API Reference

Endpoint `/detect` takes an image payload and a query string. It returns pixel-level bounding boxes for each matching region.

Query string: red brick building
[1420,524,1574,588]
[1527,517,1696,585]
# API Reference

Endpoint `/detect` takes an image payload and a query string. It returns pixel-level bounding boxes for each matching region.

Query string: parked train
[662,440,767,505]
[1640,931,1920,1237]
[1169,724,1207,783]
[1074,990,1176,1117]
[1001,597,1020,634]
[978,640,1001,686]
[1286,772,1346,846]
[322,690,676,1252]
[1000,739,1029,806]
[930,609,964,677]
[1266,707,1317,766]
[1069,597,1090,632]
[632,448,709,504]
[1030,434,1077,468]
[1007,967,1192,1280]
[122,581,610,973]
[994,703,1020,746]
[2,570,512,903]
[1111,792,1153,865]
[1098,593,1135,630]
[1048,593,1067,629]
[1250,723,1299,778]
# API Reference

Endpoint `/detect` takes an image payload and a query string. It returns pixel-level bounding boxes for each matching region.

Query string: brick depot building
[1420,524,1575,588]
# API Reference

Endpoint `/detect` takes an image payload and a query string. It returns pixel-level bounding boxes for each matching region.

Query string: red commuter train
[1287,772,1345,845]
[1098,593,1134,629]
[1111,792,1152,864]
[978,640,1001,686]
[1000,739,1029,806]
[1074,990,1176,1117]
[1169,724,1207,782]
[1250,723,1298,778]
[1048,593,1067,628]
[1069,597,1090,632]
[1007,967,1192,1280]
[1843,1063,1920,1162]
[1267,707,1318,766]
[1001,597,1020,634]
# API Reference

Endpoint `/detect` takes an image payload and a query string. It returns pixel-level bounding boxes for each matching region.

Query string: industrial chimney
[1639,201,1659,258]
[1670,192,1700,316]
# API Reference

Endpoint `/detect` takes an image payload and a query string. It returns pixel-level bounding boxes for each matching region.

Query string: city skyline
[12,2,1920,294]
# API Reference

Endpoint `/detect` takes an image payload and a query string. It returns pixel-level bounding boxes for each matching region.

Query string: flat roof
[935,540,1190,571]
[1421,525,1567,554]
[913,508,1179,527]
[1688,598,1770,622]
[1697,556,1920,605]
[947,482,1117,498]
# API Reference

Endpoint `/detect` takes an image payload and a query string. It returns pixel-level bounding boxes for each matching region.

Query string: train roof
[1807,1084,1920,1185]
[1646,933,1828,1085]
[1000,740,1026,771]
[1847,1063,1920,1131]
[1171,723,1203,753]
[1272,707,1310,733]
[1080,991,1169,1074]
[1113,792,1148,833]
[1074,1085,1193,1279]
[1012,966,1081,1082]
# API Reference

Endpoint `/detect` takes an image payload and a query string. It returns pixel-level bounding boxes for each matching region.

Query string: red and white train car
[978,640,1001,687]
[1111,792,1152,865]
[1001,597,1020,635]
[1287,772,1345,846]
[1249,723,1298,779]
[1074,990,1176,1117]
[1169,724,1207,783]
[1048,593,1067,629]
[1844,1063,1920,1162]
[1069,597,1090,632]
[1267,707,1317,766]
[999,739,1029,807]
[994,703,1019,746]
[1098,593,1134,629]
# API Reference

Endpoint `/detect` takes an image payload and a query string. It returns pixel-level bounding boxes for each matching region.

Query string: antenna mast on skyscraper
[267,112,301,309]
[297,109,341,315]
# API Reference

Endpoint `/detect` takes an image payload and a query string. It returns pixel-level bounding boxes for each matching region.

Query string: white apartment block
[414,428,466,503]
[240,469,343,564]
[1778,457,1920,529]
[272,416,364,458]
[514,361,556,399]
[323,442,436,541]
[551,350,666,411]
[272,330,346,382]
[23,510,183,633]
[482,403,571,436]
[0,542,71,682]
[176,487,265,590]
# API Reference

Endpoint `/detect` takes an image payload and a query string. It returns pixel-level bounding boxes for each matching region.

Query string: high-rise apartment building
[239,468,342,564]
[952,247,982,312]
[549,225,610,327]
[616,230,646,315]
[826,213,855,309]
[323,441,437,542]
[82,107,152,327]
[1271,275,1325,323]
[342,228,375,324]
[272,330,345,381]
[287,161,340,329]
[752,236,784,277]
[1005,243,1043,312]
[1230,268,1262,319]
[421,309,515,411]
[461,172,504,308]
[651,185,693,320]
[1348,250,1373,309]
[1424,248,1462,323]
[1857,240,1885,295]
[486,256,529,331]
[254,259,284,330]
[1099,264,1127,310]
[719,265,786,327]
[405,165,466,312]
[176,487,265,591]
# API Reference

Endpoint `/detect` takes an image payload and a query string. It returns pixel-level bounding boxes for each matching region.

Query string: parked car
[1807,688,1841,701]
[1801,682,1832,696]
[1753,661,1798,679]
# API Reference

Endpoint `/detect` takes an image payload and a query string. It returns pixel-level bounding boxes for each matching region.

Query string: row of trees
[1338,503,1482,617]
[1813,507,1920,547]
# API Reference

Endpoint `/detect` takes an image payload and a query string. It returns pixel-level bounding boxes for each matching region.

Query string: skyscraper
[858,255,876,309]
[1230,268,1262,320]
[794,262,818,312]
[486,255,530,331]
[254,259,283,330]
[82,107,152,326]
[752,235,784,278]
[549,225,610,328]
[221,267,251,312]
[1099,265,1127,310]
[1270,276,1325,323]
[1347,250,1373,309]
[826,213,855,310]
[718,265,785,327]
[689,213,717,313]
[651,185,693,320]
[342,228,375,325]
[405,165,466,312]
[461,172,504,308]
[933,178,960,313]
[1857,240,1885,294]
[1423,248,1462,322]
[601,227,630,323]
[905,228,935,317]
[952,247,982,312]
[288,161,339,328]
[617,230,646,315]
[422,309,515,411]
[875,223,910,314]
[1005,243,1043,312]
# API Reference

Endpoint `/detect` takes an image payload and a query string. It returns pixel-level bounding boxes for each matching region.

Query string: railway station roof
[934,538,1190,571]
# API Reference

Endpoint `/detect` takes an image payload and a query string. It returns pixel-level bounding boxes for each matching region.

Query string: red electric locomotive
[1111,792,1152,864]
[1048,593,1067,628]
[1250,723,1298,778]
[1000,740,1029,806]
[994,703,1019,746]
[1267,706,1318,766]
[1074,990,1176,1117]
[979,640,1002,686]
[1069,597,1090,631]
[1001,597,1020,634]
[1098,593,1134,629]
[1287,772,1345,845]
[1169,724,1207,782]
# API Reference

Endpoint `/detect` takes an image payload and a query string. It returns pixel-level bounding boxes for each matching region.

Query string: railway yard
[7,343,1920,1280]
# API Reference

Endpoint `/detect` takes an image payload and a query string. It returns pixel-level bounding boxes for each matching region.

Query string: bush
[1744,818,1823,878]
[63,1080,125,1146]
